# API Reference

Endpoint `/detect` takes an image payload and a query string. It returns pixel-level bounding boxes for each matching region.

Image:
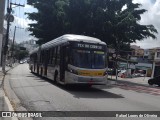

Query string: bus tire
[54,70,58,84]
[30,66,33,73]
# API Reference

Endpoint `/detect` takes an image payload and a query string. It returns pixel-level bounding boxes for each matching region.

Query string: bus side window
[46,49,50,64]
[55,47,58,65]
[40,51,42,63]
[65,47,69,69]
[42,51,44,63]
[51,48,54,65]
[44,50,47,64]
[49,48,52,64]
[45,50,50,64]
[57,46,60,65]
[53,48,56,66]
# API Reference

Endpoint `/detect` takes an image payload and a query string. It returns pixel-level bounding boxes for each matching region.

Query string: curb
[0,64,19,87]
[3,64,32,120]
[0,74,5,88]
[108,78,160,89]
[0,70,10,88]
[0,64,19,120]
[3,90,19,120]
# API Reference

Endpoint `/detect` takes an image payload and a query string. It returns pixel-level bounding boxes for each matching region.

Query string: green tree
[26,0,158,49]
[103,0,158,50]
[13,44,29,61]
[17,50,29,60]
[27,0,69,45]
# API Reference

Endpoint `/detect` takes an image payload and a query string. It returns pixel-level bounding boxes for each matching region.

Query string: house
[151,47,160,78]
[131,45,144,57]
[19,40,37,52]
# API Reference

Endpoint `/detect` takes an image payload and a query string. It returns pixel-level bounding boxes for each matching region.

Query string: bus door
[60,46,67,82]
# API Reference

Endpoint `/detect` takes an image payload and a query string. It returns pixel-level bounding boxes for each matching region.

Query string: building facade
[19,40,37,52]
[131,45,144,57]
[151,48,160,78]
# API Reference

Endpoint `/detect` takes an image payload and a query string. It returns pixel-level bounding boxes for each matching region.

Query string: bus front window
[71,50,92,68]
[70,49,106,69]
[92,51,105,69]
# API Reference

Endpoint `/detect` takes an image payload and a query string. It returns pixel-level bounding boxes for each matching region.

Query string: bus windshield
[70,49,106,69]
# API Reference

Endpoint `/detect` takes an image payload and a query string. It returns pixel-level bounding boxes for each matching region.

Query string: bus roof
[61,34,105,44]
[30,34,106,54]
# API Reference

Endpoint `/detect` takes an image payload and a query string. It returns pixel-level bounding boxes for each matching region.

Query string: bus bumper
[65,72,107,85]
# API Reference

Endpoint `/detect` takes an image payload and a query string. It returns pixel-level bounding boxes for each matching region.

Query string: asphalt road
[4,64,160,120]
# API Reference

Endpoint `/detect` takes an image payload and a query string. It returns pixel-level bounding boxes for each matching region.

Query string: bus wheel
[30,67,33,73]
[54,71,58,84]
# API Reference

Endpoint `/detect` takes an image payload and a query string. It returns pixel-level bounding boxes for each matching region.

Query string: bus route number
[77,43,102,50]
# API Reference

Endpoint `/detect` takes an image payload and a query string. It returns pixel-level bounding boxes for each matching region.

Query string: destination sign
[72,43,106,50]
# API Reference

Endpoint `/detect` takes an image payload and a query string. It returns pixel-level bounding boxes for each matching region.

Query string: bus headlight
[68,69,78,75]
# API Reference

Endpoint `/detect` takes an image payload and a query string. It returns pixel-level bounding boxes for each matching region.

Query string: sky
[4,0,36,43]
[131,0,160,49]
[6,0,160,49]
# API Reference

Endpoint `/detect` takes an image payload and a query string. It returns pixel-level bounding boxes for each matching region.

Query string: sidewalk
[0,64,19,120]
[0,66,12,113]
[0,66,11,86]
[108,75,150,86]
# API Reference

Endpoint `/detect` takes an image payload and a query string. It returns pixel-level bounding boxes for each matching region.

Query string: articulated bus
[29,34,108,85]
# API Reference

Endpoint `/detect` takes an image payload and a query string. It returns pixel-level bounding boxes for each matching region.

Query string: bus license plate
[78,70,104,76]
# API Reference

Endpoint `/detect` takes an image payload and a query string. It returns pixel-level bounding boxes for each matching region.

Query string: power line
[2,0,24,73]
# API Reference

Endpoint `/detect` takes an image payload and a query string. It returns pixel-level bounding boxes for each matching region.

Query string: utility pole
[115,43,120,81]
[11,26,24,66]
[2,0,24,73]
[0,0,5,66]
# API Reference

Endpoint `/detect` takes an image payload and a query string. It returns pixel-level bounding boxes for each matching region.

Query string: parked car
[19,59,27,64]
[132,73,145,77]
[27,59,30,63]
[19,60,24,64]
[148,75,160,86]
[118,70,126,77]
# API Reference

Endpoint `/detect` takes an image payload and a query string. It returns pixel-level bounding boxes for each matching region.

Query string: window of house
[157,52,160,58]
